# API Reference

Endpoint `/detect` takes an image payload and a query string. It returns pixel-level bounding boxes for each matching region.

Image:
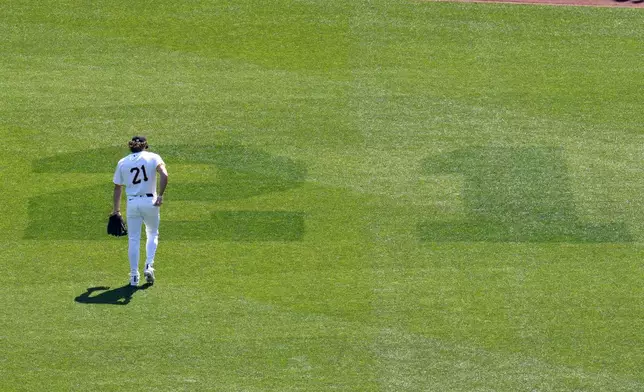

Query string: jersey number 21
[130,165,149,184]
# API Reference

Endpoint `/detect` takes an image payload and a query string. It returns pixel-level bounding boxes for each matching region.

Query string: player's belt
[129,193,154,197]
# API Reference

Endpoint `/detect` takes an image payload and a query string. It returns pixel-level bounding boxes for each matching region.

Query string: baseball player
[112,136,168,286]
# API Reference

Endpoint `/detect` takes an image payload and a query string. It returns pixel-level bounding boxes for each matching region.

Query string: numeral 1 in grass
[420,147,631,243]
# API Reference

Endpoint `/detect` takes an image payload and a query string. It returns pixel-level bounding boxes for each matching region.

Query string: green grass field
[1,0,643,390]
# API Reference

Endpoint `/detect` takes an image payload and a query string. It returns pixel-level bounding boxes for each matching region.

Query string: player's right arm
[154,163,168,207]
[112,161,125,214]
[112,184,123,214]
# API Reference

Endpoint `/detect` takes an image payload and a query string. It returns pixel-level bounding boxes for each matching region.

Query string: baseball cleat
[129,274,140,287]
[144,266,155,284]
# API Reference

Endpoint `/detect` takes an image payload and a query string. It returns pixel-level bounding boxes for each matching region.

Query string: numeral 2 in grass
[27,145,307,241]
[130,165,149,184]
[161,145,307,241]
[420,147,631,243]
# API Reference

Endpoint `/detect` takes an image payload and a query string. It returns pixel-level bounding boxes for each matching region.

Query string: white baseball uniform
[113,151,165,276]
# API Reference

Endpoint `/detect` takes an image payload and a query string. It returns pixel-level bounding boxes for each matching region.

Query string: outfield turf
[1,1,643,391]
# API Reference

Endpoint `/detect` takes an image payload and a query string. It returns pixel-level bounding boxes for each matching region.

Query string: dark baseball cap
[131,135,147,143]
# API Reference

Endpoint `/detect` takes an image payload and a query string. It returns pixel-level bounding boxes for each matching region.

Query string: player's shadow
[75,284,152,305]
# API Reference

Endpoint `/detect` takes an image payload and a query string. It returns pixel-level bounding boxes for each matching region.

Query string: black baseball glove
[107,213,128,237]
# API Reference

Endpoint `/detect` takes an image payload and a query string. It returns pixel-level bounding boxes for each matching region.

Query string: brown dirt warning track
[432,0,643,7]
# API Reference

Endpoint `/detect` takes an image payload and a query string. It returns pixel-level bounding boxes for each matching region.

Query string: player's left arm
[154,163,168,207]
[113,184,123,215]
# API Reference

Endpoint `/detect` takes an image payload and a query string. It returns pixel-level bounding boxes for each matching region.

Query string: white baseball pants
[126,196,160,276]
